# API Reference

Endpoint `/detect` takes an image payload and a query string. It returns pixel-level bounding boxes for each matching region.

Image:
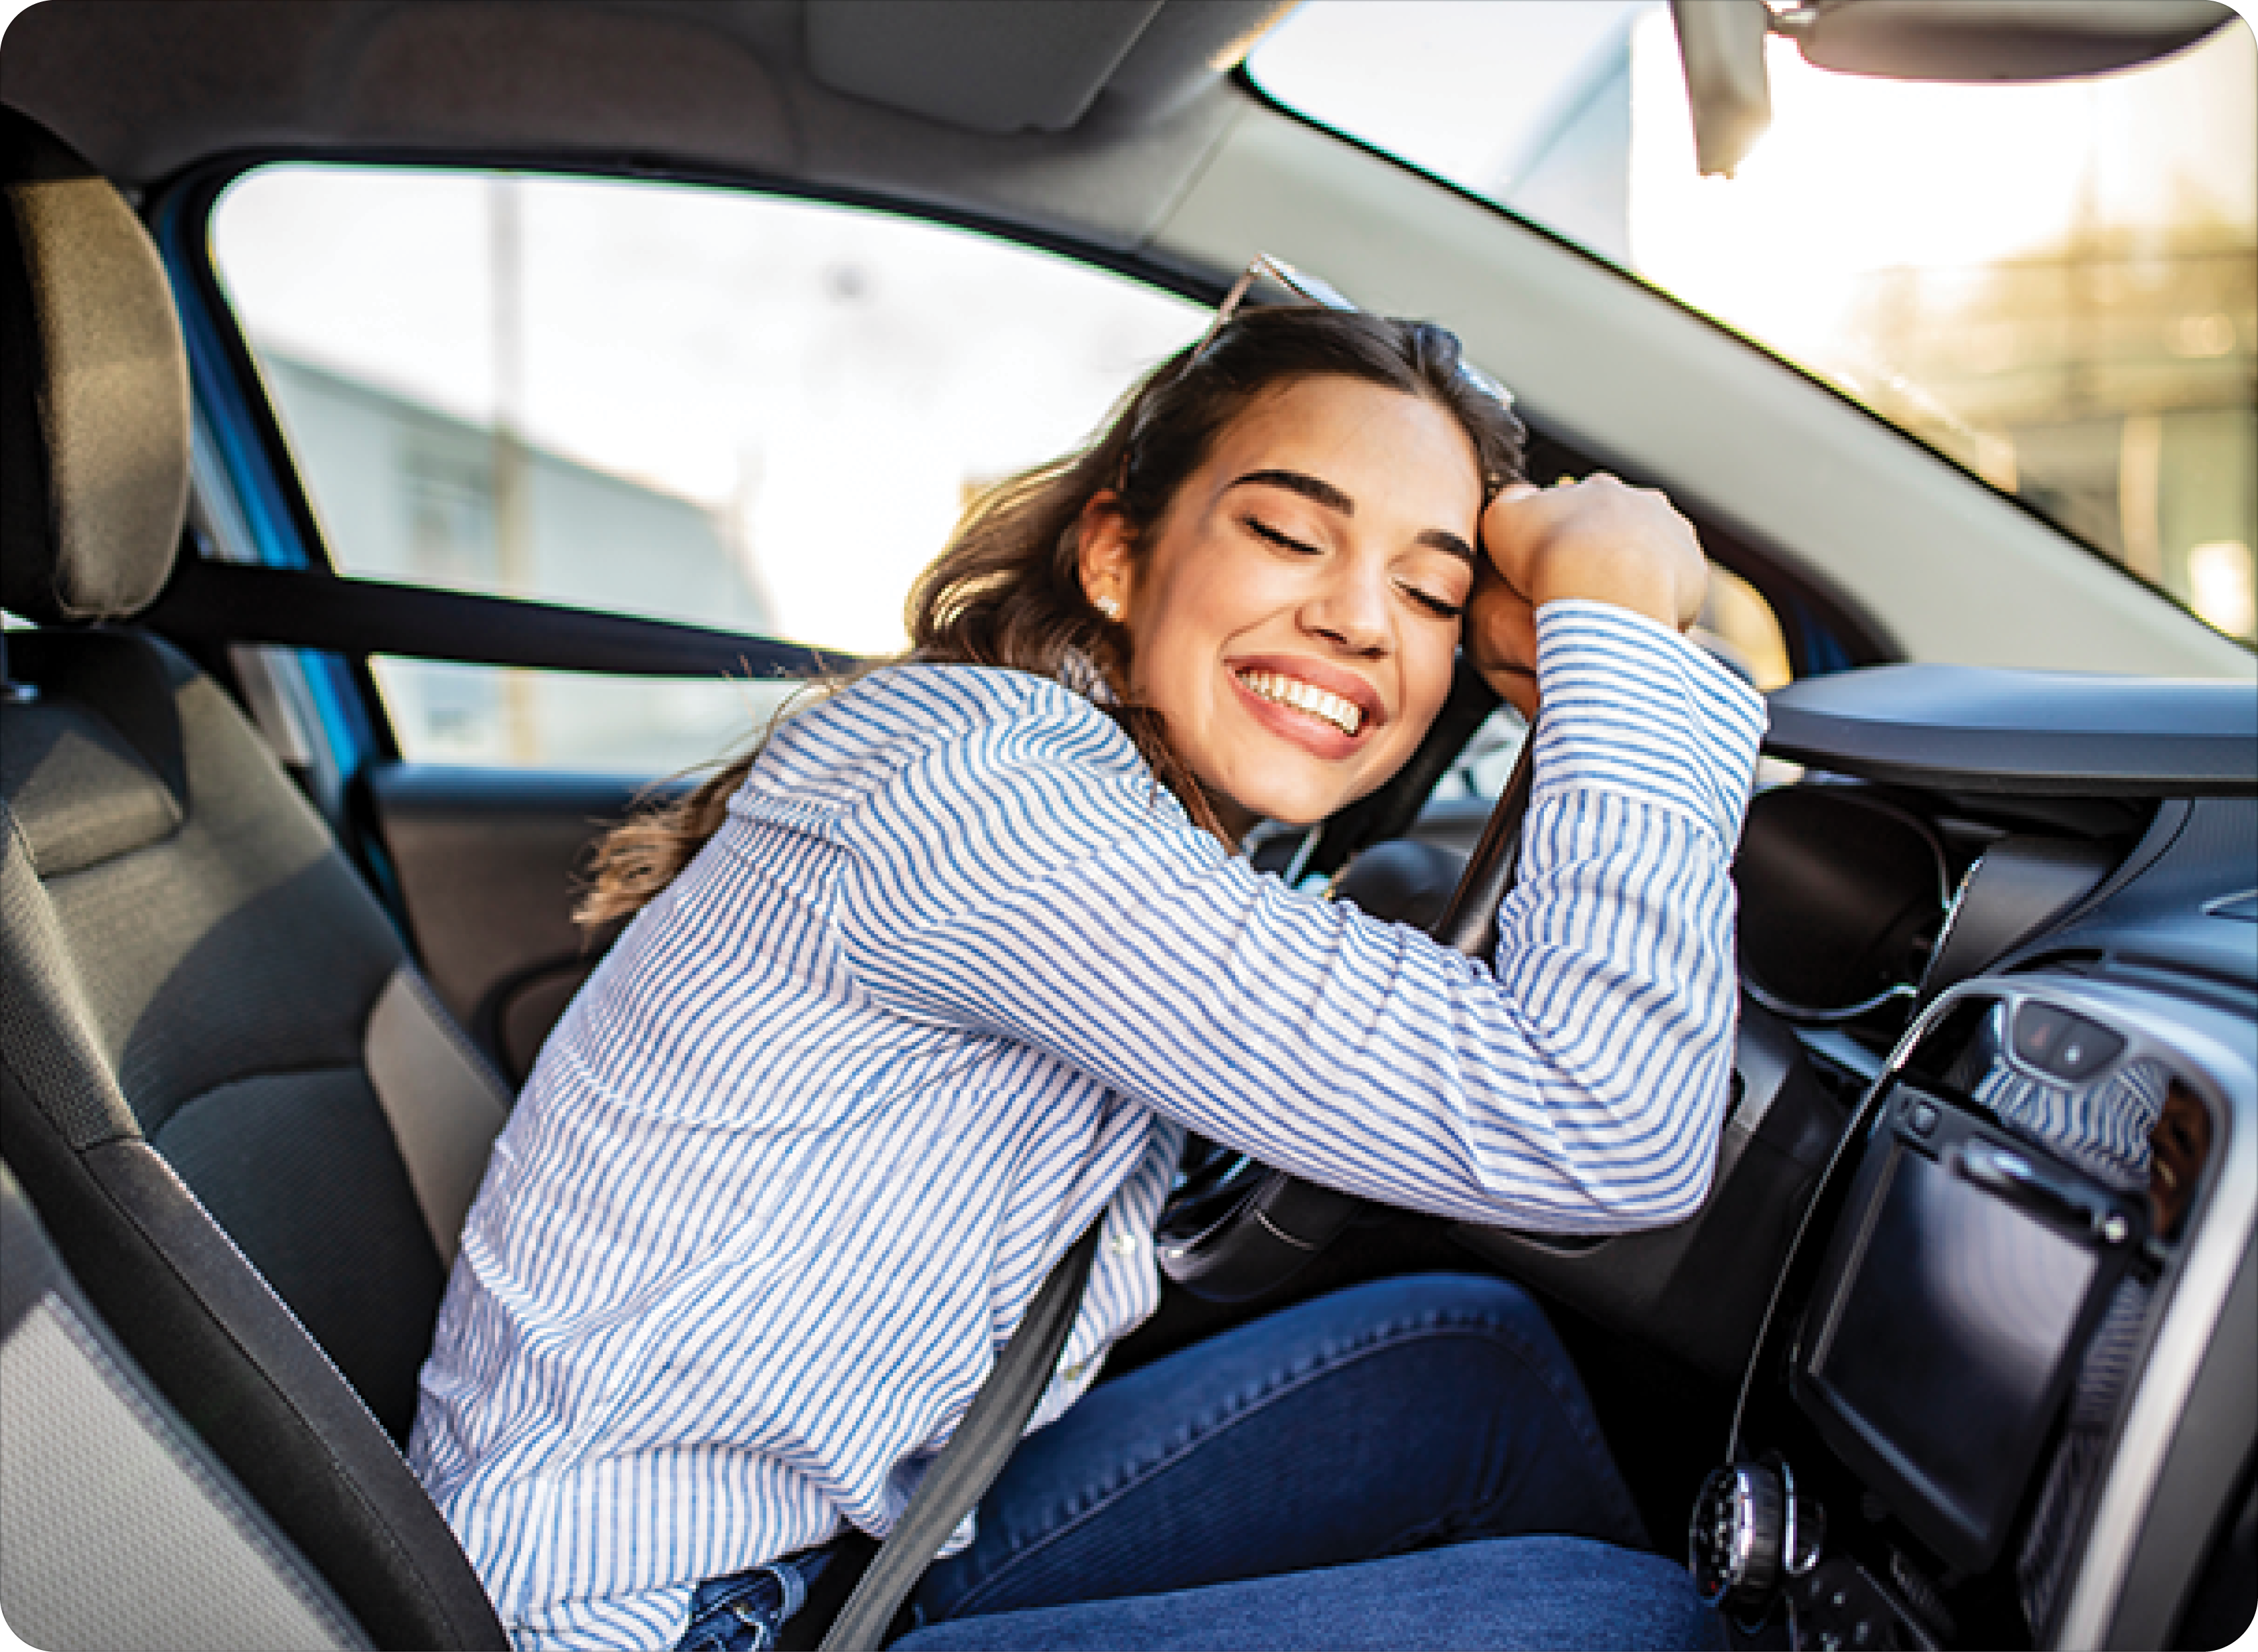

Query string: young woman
[409,291,1766,1651]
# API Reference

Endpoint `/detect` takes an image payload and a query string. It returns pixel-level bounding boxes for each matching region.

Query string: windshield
[1250,2,2258,647]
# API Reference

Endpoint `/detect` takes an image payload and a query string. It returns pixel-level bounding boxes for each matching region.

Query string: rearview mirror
[1776,1,2237,82]
[1671,0,2241,177]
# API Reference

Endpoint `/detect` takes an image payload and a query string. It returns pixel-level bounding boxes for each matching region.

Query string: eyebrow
[1228,467,1476,566]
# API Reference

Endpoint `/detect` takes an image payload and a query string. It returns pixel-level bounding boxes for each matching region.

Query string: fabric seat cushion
[4,627,450,1436]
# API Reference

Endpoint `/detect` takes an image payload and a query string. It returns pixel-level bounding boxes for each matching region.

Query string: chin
[1236,776,1371,832]
[1201,708,1408,836]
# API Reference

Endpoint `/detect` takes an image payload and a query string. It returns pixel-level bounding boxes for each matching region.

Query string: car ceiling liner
[804,0,1296,135]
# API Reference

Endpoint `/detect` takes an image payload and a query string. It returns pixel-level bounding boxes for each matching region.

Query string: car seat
[0,1160,373,1651]
[0,104,510,1649]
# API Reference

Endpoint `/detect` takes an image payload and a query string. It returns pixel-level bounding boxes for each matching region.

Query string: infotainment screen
[1792,1090,2138,1570]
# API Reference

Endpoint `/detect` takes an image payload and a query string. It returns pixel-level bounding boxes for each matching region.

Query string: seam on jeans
[944,1305,1624,1617]
[682,1565,795,1652]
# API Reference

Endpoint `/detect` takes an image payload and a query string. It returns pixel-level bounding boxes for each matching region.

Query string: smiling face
[1078,374,1484,842]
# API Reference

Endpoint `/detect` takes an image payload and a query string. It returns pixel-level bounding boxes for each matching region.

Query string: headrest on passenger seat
[1,104,190,625]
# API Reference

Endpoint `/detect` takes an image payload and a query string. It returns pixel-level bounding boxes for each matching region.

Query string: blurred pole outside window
[1253,1,2258,648]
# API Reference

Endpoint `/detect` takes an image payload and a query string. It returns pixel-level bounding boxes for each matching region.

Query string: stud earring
[1095,595,1123,621]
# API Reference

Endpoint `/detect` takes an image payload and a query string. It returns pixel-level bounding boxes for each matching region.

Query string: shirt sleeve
[833,603,1769,1233]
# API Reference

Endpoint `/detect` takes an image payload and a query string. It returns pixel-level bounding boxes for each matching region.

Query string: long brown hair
[576,303,1526,930]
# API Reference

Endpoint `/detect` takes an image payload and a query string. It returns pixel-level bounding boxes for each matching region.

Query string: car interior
[1,3,2253,1651]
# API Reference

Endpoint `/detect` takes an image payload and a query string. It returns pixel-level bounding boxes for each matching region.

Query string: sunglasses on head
[1192,253,1517,415]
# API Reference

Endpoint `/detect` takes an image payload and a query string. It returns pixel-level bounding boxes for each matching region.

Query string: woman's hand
[1466,474,1709,717]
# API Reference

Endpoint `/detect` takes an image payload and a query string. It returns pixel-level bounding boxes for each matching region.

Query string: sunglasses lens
[1261,257,1354,315]
[1460,362,1516,410]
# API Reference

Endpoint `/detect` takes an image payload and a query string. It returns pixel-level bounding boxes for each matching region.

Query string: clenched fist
[1466,473,1708,717]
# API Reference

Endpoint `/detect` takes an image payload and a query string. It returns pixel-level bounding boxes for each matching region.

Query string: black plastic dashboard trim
[1766,666,2258,797]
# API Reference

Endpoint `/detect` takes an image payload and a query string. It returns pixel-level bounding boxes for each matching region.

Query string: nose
[1300,553,1391,656]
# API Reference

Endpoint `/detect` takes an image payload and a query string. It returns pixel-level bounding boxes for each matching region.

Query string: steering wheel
[1153,726,1539,1303]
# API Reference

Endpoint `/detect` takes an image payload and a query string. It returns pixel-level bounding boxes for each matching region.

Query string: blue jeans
[897,1537,1719,1649]
[676,1553,827,1652]
[686,1274,1720,1650]
[904,1273,1717,1649]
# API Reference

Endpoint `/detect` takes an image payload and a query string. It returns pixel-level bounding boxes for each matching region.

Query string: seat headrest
[1,105,190,625]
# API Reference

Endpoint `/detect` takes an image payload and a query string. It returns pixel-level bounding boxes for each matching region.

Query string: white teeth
[1237,670,1363,737]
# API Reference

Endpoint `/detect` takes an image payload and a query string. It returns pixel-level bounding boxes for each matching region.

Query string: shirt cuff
[1529,599,1770,850]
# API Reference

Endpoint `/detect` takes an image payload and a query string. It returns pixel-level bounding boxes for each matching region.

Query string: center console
[1691,978,2245,1649]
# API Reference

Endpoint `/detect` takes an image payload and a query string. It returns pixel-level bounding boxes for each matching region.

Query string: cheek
[1396,628,1460,735]
[1126,546,1257,692]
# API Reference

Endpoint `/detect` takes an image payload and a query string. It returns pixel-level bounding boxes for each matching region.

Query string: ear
[1075,492,1135,617]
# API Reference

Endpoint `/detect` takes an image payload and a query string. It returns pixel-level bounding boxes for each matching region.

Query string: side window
[209,167,1204,771]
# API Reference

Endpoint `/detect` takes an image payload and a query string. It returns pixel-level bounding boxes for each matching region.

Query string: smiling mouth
[1235,668,1365,737]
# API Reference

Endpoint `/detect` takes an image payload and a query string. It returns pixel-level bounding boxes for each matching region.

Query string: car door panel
[361,764,664,1086]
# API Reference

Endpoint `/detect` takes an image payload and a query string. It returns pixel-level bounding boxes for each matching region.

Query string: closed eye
[1243,514,1320,556]
[1247,514,1464,618]
[1400,583,1464,621]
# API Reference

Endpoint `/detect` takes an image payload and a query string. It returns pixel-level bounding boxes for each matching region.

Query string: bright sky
[1257,0,2257,364]
[1624,10,2258,363]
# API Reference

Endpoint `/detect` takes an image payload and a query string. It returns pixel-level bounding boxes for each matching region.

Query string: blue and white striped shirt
[409,600,1767,1649]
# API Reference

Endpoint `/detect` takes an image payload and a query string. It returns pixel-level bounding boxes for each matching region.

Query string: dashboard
[1676,666,2256,1649]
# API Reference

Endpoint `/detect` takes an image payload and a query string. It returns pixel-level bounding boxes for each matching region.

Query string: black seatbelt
[144,553,859,680]
[816,1223,1103,1652]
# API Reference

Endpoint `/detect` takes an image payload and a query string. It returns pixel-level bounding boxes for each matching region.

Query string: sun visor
[804,0,1291,135]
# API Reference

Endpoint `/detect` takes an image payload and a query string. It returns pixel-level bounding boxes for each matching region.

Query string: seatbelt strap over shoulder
[817,1223,1103,1652]
[145,554,859,680]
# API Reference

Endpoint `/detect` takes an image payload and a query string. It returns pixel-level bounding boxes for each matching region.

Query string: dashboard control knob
[1691,1460,1788,1610]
